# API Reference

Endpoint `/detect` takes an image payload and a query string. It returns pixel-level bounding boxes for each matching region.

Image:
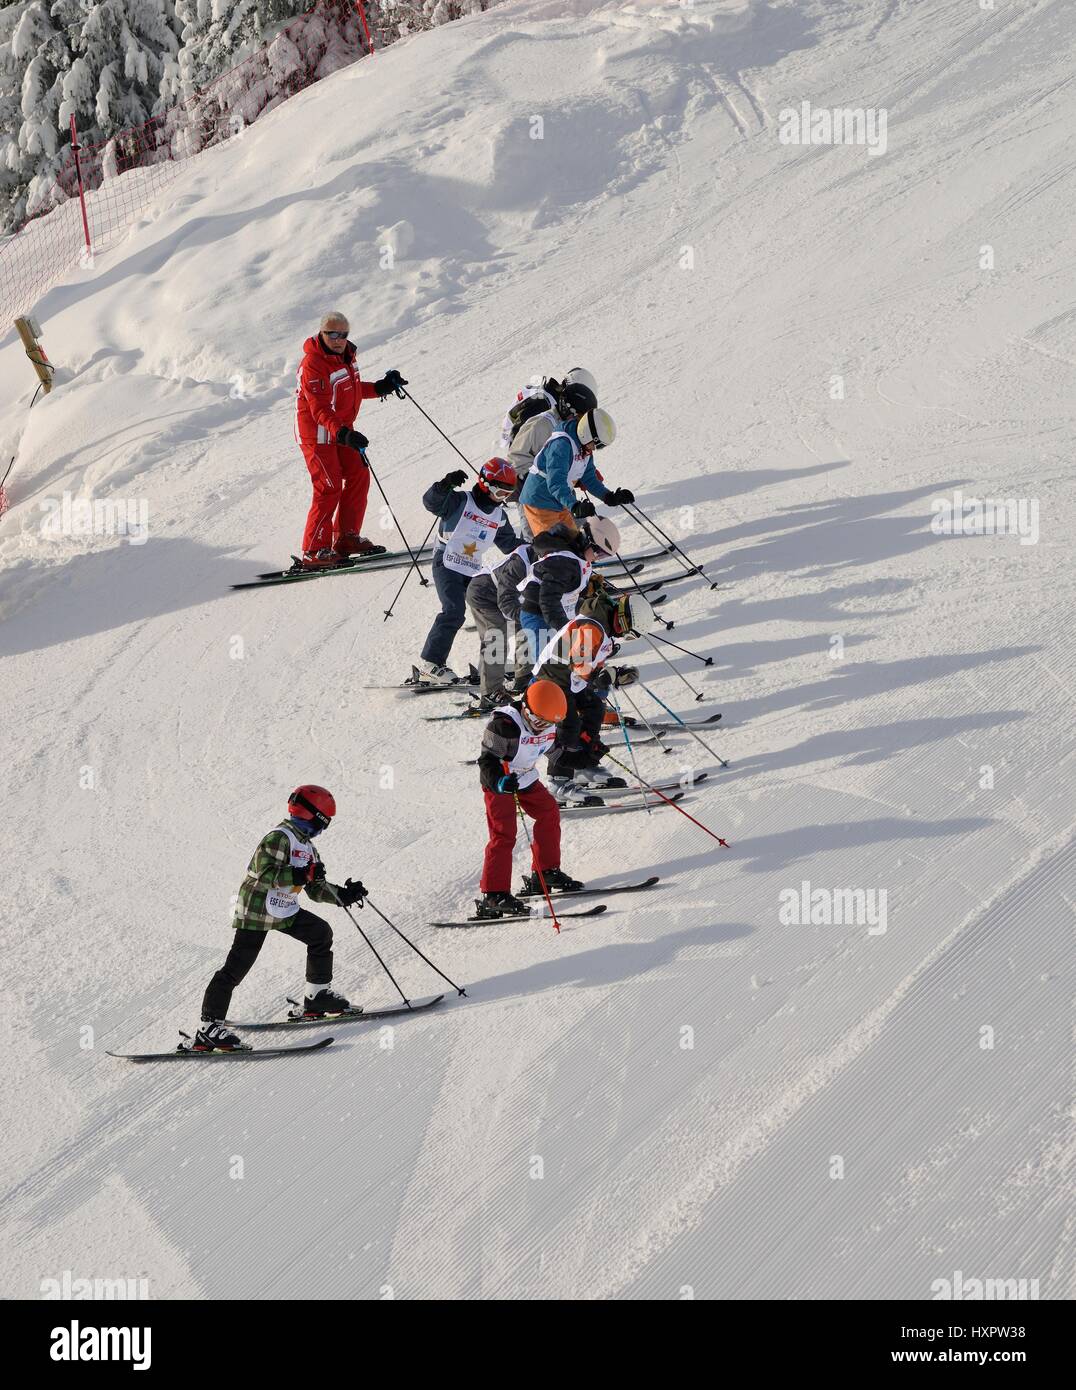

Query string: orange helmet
[567,620,606,670]
[524,680,568,725]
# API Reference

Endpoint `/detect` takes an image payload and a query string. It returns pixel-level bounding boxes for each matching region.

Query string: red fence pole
[69,115,92,256]
[354,1,375,54]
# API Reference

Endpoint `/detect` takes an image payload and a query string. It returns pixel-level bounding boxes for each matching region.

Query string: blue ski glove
[496,772,520,794]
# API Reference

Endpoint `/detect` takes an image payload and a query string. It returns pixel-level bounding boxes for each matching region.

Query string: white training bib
[532,427,588,489]
[265,823,319,920]
[482,540,532,578]
[537,618,614,693]
[496,703,557,789]
[441,500,506,576]
[517,549,592,621]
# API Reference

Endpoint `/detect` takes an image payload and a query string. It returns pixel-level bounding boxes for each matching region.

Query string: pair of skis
[232,544,669,593]
[430,875,662,927]
[108,994,446,1061]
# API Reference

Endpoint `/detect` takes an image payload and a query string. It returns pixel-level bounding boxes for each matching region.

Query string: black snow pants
[201,909,333,1021]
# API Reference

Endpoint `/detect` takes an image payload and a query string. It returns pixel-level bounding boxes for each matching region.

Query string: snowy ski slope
[1,0,1073,1299]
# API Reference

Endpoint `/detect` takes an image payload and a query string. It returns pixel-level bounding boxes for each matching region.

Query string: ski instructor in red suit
[294,310,408,569]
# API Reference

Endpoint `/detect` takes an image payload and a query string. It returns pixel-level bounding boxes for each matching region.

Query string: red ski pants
[481,781,561,892]
[301,442,371,553]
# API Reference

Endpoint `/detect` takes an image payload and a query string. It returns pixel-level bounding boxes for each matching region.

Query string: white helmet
[614,592,657,637]
[583,515,621,557]
[563,367,598,397]
[577,406,616,451]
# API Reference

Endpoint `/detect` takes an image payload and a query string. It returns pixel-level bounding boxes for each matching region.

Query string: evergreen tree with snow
[58,0,180,147]
[0,0,73,228]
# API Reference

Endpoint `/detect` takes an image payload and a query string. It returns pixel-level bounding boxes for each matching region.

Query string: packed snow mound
[1,0,1074,1300]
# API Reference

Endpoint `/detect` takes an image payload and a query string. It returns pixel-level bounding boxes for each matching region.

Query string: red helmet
[288,784,336,830]
[479,457,517,499]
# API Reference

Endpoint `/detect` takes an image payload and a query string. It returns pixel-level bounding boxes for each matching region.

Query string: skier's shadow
[474,919,753,1004]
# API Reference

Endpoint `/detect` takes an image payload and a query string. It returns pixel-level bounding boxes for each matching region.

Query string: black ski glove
[592,668,613,693]
[337,427,369,453]
[335,878,368,907]
[495,772,520,794]
[441,469,468,489]
[375,369,408,398]
[605,487,634,506]
[571,498,596,519]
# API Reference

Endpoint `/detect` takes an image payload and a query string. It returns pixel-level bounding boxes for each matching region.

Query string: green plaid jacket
[232,822,338,931]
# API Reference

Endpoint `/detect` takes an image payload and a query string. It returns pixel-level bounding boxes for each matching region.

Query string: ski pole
[601,751,730,847]
[363,897,467,997]
[608,692,651,814]
[615,501,700,579]
[651,631,714,667]
[360,449,429,592]
[506,767,561,933]
[641,631,707,702]
[401,388,481,477]
[639,679,728,768]
[610,550,674,630]
[382,514,439,622]
[622,501,718,590]
[609,678,674,754]
[331,892,413,1008]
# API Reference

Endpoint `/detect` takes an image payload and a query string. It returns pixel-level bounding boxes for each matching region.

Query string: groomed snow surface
[1,0,1073,1300]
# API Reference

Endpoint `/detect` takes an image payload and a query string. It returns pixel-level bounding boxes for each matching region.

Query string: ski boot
[551,778,604,808]
[336,534,387,558]
[187,1021,248,1053]
[417,661,461,686]
[574,765,628,790]
[300,548,347,571]
[476,686,512,713]
[301,987,353,1019]
[521,867,583,895]
[474,891,529,920]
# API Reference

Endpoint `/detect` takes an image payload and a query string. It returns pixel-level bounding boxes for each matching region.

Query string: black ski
[577,773,710,798]
[612,711,722,732]
[255,545,431,580]
[517,875,660,901]
[431,904,608,928]
[561,791,686,816]
[594,546,674,568]
[232,550,433,591]
[107,1037,335,1062]
[226,994,445,1031]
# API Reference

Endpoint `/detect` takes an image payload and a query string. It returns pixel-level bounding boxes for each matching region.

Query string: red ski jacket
[294,334,379,449]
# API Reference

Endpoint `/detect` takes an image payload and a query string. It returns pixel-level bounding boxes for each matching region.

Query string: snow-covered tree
[58,1,179,145]
[0,0,73,228]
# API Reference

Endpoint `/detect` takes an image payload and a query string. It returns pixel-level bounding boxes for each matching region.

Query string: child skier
[464,540,535,710]
[495,367,598,458]
[475,680,584,919]
[517,406,633,537]
[418,459,520,684]
[529,590,656,802]
[513,516,621,686]
[191,786,367,1052]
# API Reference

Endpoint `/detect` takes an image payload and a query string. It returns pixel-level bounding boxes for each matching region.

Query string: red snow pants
[481,782,561,892]
[301,442,371,554]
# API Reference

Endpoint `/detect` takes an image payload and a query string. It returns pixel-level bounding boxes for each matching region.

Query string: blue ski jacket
[518,419,612,512]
